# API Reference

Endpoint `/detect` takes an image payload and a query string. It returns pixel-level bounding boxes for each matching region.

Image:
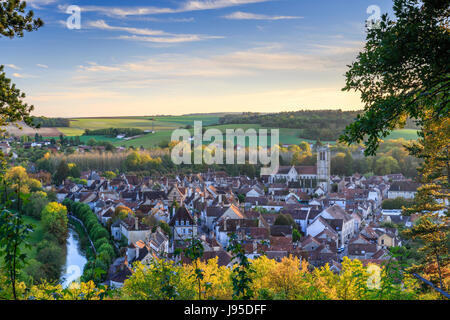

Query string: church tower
[317,145,331,193]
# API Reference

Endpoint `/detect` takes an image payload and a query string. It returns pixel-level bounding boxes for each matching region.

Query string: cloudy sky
[1,0,394,117]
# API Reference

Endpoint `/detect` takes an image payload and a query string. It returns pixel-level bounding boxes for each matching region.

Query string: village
[35,143,420,288]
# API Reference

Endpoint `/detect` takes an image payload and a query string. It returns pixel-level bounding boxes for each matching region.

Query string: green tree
[125,151,141,170]
[374,156,400,176]
[68,163,81,179]
[340,0,449,156]
[87,138,97,146]
[292,229,302,242]
[184,238,206,300]
[35,240,65,282]
[41,202,68,245]
[53,160,69,185]
[0,209,33,300]
[0,1,43,38]
[102,171,116,180]
[382,197,414,210]
[331,152,353,176]
[227,233,255,300]
[340,0,449,294]
[274,214,296,227]
[23,191,48,219]
[403,116,449,291]
[0,1,43,169]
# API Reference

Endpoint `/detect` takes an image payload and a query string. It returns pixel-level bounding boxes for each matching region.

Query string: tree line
[219,110,420,141]
[84,128,144,137]
[62,199,116,284]
[31,117,70,128]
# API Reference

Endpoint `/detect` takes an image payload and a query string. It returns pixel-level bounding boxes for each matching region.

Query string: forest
[31,117,70,128]
[219,110,420,141]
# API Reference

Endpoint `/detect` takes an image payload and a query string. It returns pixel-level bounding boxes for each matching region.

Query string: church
[268,145,331,194]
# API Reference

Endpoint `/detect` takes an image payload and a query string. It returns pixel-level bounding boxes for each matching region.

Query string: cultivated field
[2,122,62,137]
[3,115,418,148]
[58,115,223,136]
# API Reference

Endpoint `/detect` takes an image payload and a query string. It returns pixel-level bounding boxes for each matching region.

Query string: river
[61,228,87,287]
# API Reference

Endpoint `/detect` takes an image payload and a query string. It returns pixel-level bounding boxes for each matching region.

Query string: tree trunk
[435,250,444,291]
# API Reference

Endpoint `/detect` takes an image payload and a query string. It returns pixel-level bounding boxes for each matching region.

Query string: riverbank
[61,228,87,287]
[68,216,96,261]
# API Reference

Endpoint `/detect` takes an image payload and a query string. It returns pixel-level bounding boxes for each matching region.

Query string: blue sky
[1,0,394,117]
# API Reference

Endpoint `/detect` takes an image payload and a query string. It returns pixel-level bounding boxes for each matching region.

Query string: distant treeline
[83,128,144,137]
[31,116,70,127]
[219,110,420,141]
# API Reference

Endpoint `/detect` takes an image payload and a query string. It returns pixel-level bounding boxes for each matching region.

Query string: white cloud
[71,0,271,18]
[76,6,175,18]
[116,34,223,44]
[36,64,49,69]
[78,62,121,73]
[72,43,362,89]
[86,20,167,36]
[5,64,21,70]
[181,0,270,11]
[86,20,223,43]
[12,73,37,79]
[224,11,303,20]
[27,0,58,9]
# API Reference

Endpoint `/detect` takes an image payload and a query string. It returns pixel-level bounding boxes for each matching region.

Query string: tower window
[320,152,325,161]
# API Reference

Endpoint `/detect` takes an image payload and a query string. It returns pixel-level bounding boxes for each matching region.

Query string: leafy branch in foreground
[0,209,33,300]
[227,233,255,300]
[340,0,449,156]
[1,0,44,159]
[402,115,449,292]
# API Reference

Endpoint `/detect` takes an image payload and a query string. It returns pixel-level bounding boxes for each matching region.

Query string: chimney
[224,219,227,232]
[218,194,222,204]
[135,217,139,230]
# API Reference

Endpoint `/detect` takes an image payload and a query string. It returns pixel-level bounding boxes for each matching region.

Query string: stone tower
[317,145,331,193]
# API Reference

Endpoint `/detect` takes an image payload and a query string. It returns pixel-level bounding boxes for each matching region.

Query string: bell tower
[317,145,331,193]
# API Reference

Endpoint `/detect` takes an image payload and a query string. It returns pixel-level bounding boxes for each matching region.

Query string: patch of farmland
[2,122,62,137]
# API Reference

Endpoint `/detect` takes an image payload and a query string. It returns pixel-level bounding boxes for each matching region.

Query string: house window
[381,239,384,245]
[181,220,184,226]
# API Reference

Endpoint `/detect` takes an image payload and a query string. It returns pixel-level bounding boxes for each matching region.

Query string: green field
[0,214,44,271]
[50,115,419,148]
[23,215,44,261]
[58,115,222,136]
[385,129,418,141]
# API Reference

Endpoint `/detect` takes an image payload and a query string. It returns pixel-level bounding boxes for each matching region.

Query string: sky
[1,0,395,117]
